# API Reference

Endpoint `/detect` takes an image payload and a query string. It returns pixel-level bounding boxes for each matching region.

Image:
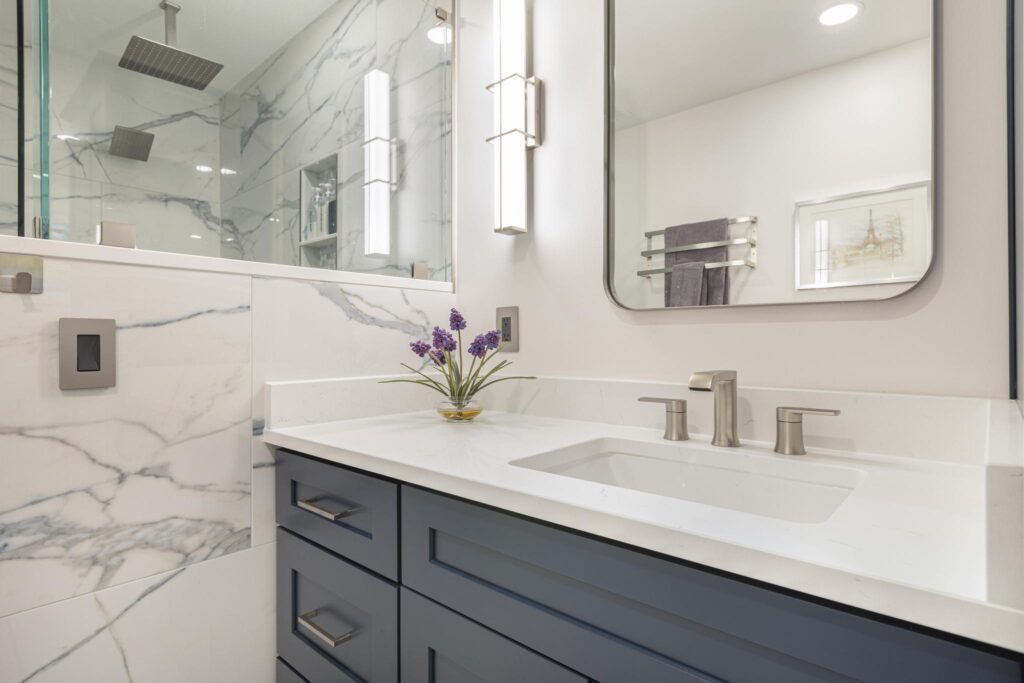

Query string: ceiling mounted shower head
[118,2,223,90]
[109,125,155,161]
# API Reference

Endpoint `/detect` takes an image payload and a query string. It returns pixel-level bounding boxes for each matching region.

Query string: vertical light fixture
[488,0,541,235]
[364,69,393,256]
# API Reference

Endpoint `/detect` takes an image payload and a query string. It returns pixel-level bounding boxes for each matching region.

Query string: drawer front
[402,487,1023,683]
[277,528,398,683]
[277,658,308,683]
[400,588,587,683]
[276,449,398,580]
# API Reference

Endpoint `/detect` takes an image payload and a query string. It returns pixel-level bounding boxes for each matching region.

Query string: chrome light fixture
[363,69,395,256]
[488,0,541,235]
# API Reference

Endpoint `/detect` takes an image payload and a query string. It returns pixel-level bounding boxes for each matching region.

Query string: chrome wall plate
[59,318,117,390]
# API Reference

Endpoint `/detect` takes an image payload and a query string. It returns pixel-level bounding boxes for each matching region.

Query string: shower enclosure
[2,0,453,283]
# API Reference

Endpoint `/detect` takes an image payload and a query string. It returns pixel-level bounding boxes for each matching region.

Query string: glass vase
[436,397,483,423]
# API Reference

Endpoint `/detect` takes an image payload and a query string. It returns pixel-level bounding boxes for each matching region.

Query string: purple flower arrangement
[382,308,535,407]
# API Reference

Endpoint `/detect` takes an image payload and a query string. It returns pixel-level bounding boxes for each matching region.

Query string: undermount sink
[511,438,865,524]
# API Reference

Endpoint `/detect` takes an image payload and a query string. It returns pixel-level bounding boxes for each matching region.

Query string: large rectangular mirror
[2,0,452,284]
[607,0,933,309]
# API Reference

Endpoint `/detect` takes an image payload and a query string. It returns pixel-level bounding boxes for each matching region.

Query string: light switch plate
[496,306,519,352]
[59,318,116,390]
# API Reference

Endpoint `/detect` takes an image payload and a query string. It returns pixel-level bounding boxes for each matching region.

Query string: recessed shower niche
[299,155,339,270]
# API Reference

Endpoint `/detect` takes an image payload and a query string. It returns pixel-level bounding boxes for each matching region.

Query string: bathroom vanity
[264,386,1024,683]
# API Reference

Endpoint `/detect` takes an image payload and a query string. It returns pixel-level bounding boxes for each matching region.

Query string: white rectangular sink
[511,438,865,523]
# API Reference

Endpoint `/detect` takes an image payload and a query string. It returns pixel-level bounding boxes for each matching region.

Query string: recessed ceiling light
[819,2,862,26]
[195,164,214,173]
[56,134,80,141]
[190,234,203,239]
[427,25,452,45]
[220,167,237,175]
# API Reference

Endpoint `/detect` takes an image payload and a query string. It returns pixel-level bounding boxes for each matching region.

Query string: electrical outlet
[495,306,519,352]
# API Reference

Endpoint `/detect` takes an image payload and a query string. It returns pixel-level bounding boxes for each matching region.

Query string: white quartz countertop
[263,410,1024,653]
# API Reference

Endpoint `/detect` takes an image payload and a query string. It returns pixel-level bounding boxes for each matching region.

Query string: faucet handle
[638,396,686,412]
[777,407,841,422]
[774,407,840,455]
[638,397,688,441]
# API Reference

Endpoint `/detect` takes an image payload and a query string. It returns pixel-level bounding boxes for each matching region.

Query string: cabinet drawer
[400,588,586,683]
[276,658,308,683]
[276,449,398,580]
[277,528,398,683]
[402,487,1023,683]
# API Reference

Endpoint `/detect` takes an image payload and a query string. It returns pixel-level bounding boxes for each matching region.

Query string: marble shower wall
[221,0,452,279]
[1,0,18,236]
[42,38,224,254]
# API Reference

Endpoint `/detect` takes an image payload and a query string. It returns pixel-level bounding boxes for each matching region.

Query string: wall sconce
[363,69,396,256]
[488,0,542,235]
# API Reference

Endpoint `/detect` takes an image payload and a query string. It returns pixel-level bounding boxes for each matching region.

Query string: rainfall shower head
[109,125,155,161]
[118,2,223,91]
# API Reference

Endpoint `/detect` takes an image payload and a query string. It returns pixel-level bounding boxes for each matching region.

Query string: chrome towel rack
[637,216,758,278]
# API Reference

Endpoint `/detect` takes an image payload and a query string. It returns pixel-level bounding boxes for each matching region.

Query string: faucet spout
[688,370,739,447]
[688,370,737,392]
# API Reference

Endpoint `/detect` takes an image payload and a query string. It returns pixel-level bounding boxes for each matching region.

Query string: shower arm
[160,1,180,47]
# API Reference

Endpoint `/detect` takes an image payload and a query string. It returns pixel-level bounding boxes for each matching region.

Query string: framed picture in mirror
[794,182,932,290]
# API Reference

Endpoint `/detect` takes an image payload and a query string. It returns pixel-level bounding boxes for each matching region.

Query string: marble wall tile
[0,542,275,683]
[24,174,224,257]
[0,259,252,617]
[249,276,455,545]
[221,171,300,267]
[221,0,452,278]
[221,0,377,198]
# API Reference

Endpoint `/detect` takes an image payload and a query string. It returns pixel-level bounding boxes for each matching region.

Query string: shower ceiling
[50,0,340,93]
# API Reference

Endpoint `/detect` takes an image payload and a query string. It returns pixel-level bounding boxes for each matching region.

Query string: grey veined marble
[0,261,253,617]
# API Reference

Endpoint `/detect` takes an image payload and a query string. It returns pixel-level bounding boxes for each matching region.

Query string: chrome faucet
[689,370,739,447]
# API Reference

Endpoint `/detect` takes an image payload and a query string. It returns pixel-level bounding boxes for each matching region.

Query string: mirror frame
[603,0,938,311]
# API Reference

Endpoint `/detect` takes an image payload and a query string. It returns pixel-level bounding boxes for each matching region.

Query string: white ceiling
[49,0,343,94]
[614,0,931,129]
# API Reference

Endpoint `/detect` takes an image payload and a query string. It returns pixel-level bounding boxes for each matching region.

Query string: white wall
[614,39,932,308]
[455,0,1010,398]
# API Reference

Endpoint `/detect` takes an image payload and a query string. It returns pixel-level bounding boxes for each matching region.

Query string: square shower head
[118,35,223,91]
[109,125,155,162]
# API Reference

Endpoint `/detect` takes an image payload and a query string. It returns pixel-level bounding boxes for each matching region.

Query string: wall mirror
[606,0,934,309]
[1,0,452,284]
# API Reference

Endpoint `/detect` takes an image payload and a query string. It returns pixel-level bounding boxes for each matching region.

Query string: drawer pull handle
[297,496,361,521]
[297,609,355,648]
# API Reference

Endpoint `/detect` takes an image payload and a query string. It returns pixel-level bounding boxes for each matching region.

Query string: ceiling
[614,0,931,129]
[48,0,343,94]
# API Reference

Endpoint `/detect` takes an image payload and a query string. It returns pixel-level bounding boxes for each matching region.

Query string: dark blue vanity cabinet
[275,449,1024,682]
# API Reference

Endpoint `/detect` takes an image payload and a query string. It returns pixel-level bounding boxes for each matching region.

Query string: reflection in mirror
[4,0,453,283]
[608,0,933,309]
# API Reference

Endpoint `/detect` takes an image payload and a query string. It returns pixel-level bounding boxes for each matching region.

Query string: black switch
[77,334,101,372]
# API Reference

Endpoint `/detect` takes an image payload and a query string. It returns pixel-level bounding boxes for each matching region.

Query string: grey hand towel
[663,218,730,306]
[668,262,705,307]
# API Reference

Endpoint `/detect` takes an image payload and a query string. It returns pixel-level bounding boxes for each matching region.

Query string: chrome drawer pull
[297,496,361,521]
[297,609,356,648]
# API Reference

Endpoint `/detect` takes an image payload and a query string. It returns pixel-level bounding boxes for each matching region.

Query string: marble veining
[248,276,456,546]
[0,261,253,618]
[0,543,275,683]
